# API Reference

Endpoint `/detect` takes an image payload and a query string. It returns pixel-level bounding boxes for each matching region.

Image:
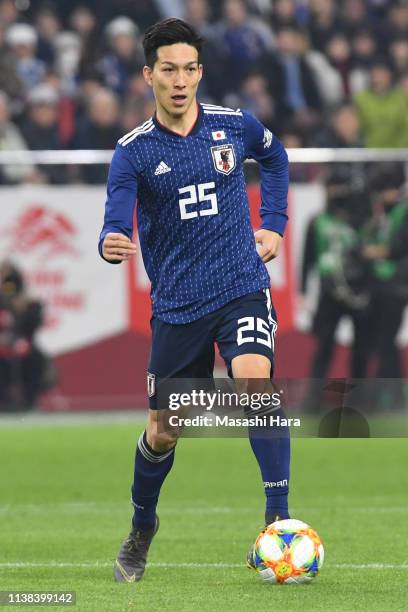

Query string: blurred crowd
[0,0,408,184]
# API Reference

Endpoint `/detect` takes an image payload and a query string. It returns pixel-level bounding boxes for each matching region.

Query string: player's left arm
[243,111,289,263]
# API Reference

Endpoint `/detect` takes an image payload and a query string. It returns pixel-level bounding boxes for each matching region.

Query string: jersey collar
[153,102,203,138]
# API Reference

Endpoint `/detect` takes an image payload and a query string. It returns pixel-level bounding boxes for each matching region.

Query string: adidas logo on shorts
[154,161,172,175]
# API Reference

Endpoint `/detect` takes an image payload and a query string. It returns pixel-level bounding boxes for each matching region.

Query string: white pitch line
[332,563,408,569]
[0,503,236,515]
[1,562,408,570]
[0,411,148,427]
[0,502,407,515]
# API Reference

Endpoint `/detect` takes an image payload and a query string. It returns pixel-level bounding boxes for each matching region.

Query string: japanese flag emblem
[211,144,236,175]
[212,130,226,141]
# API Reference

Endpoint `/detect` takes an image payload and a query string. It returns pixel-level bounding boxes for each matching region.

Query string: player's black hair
[143,18,204,68]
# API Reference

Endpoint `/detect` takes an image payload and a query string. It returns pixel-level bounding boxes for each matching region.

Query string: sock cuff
[244,403,283,419]
[137,431,175,463]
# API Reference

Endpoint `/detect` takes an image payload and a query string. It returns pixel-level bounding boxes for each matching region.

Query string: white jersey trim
[118,118,153,143]
[201,103,237,112]
[118,119,154,146]
[203,109,243,116]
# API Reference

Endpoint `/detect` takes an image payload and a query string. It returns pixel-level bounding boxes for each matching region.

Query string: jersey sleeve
[98,144,139,261]
[243,111,289,236]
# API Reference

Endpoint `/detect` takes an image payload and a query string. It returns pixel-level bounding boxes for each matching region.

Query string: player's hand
[102,233,137,262]
[254,229,282,263]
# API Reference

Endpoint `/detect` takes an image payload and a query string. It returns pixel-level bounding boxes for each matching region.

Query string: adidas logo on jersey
[154,161,172,175]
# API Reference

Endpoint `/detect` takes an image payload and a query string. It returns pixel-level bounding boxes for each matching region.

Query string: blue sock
[131,431,175,530]
[248,408,290,524]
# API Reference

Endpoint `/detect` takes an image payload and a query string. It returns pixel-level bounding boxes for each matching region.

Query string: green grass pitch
[1,420,407,611]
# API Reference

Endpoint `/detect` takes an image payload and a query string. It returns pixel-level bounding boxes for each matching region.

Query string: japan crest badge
[211,144,236,175]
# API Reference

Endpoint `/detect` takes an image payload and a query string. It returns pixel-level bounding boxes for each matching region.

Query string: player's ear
[143,65,153,87]
[198,63,203,83]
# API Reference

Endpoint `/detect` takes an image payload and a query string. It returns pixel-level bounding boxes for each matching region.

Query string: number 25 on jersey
[178,182,218,220]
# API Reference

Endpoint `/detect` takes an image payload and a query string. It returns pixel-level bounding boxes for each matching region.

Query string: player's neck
[155,101,199,137]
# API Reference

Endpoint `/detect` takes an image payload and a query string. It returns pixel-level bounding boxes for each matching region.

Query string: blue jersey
[99,103,289,323]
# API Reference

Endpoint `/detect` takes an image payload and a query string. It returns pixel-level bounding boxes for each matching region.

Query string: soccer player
[99,18,290,583]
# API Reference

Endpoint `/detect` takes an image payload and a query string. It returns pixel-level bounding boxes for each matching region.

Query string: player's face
[143,43,203,117]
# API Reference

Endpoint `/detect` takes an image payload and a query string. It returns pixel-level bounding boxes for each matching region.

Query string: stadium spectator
[342,0,377,39]
[311,102,364,148]
[266,25,323,136]
[70,5,100,80]
[124,71,153,105]
[0,90,38,184]
[303,33,344,107]
[0,0,18,28]
[325,33,353,98]
[184,0,212,36]
[120,99,152,134]
[362,163,408,379]
[53,30,81,95]
[0,286,17,410]
[270,0,299,30]
[0,23,25,108]
[381,0,408,46]
[21,83,66,183]
[0,261,53,411]
[351,28,378,67]
[97,16,144,96]
[389,36,408,79]
[70,5,97,39]
[301,169,372,381]
[76,68,104,107]
[122,73,155,127]
[350,28,378,94]
[216,0,274,92]
[354,59,408,148]
[232,72,277,133]
[308,0,342,53]
[104,0,161,31]
[5,23,46,91]
[281,126,320,183]
[34,5,60,66]
[400,70,408,98]
[310,102,367,197]
[154,0,185,20]
[72,88,122,183]
[183,0,227,100]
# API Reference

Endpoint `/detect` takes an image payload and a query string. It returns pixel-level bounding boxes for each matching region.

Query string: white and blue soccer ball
[249,518,324,584]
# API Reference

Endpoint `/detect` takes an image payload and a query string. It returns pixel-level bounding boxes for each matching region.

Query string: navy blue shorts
[147,290,277,409]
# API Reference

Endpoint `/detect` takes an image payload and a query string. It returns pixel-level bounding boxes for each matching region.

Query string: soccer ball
[249,518,324,584]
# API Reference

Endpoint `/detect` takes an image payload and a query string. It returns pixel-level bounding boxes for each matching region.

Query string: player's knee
[236,379,271,398]
[232,355,275,399]
[146,427,179,453]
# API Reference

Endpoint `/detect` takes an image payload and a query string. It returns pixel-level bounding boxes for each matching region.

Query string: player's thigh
[148,316,214,410]
[232,353,271,378]
[215,289,277,379]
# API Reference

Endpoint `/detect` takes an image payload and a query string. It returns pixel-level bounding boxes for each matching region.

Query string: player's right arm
[98,145,139,264]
